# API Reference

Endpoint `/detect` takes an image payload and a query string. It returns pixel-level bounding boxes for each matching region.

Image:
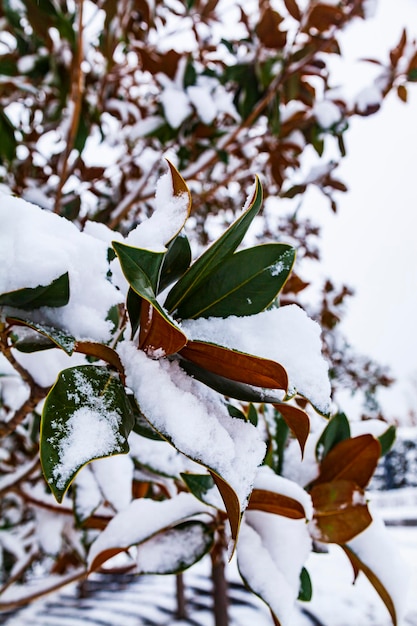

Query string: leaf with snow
[118,341,266,547]
[8,316,76,355]
[88,492,209,571]
[0,272,69,310]
[182,304,331,415]
[135,521,214,575]
[40,365,135,502]
[343,512,411,626]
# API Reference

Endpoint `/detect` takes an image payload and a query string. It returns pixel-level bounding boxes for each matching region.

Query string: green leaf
[298,567,313,601]
[40,365,134,502]
[0,272,70,310]
[227,404,247,420]
[315,412,351,462]
[181,473,216,504]
[0,108,17,163]
[164,177,263,314]
[247,403,258,426]
[158,234,192,294]
[378,425,396,457]
[136,521,215,574]
[175,243,295,319]
[112,241,165,294]
[7,317,76,355]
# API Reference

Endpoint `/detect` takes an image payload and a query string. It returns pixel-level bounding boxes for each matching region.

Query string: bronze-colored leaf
[274,403,310,457]
[342,546,397,626]
[180,341,288,391]
[313,434,381,488]
[311,480,372,544]
[306,4,344,32]
[397,84,408,103]
[210,470,241,553]
[248,489,305,519]
[139,300,187,356]
[74,341,124,374]
[390,28,407,67]
[256,7,287,49]
[283,0,301,21]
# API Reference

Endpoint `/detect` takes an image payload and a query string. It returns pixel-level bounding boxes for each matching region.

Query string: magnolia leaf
[342,544,398,625]
[248,488,305,519]
[298,567,312,602]
[315,411,351,462]
[112,241,165,294]
[159,233,191,293]
[7,317,76,355]
[164,177,263,314]
[313,434,381,489]
[139,299,187,356]
[113,241,187,355]
[181,473,216,504]
[126,287,142,339]
[274,402,310,458]
[311,479,372,544]
[210,470,241,550]
[165,159,192,242]
[175,244,295,319]
[178,357,285,403]
[74,341,124,374]
[135,521,215,574]
[0,272,69,310]
[129,395,165,441]
[40,365,134,502]
[180,340,288,391]
[378,425,396,457]
[88,492,208,572]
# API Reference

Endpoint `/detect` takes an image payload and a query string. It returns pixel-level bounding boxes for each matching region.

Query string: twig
[54,0,85,214]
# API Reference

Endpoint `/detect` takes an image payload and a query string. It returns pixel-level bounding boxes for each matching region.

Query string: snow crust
[182,305,331,414]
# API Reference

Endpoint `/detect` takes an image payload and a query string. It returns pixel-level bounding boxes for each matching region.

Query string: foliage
[0,1,416,624]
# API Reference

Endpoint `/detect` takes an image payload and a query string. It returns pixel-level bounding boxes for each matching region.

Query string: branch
[54,0,85,214]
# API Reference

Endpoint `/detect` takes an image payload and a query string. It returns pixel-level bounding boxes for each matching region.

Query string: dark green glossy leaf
[164,177,263,314]
[112,241,165,294]
[298,567,313,601]
[316,412,351,462]
[247,403,258,426]
[7,317,76,355]
[181,473,215,504]
[175,243,295,319]
[0,272,69,310]
[227,404,247,420]
[126,287,142,339]
[159,234,192,293]
[40,365,134,502]
[0,108,17,163]
[378,425,396,457]
[136,521,215,574]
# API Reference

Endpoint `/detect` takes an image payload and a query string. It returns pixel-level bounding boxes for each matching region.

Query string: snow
[313,99,342,129]
[90,455,134,512]
[87,492,208,570]
[0,193,122,342]
[118,341,266,508]
[182,304,331,414]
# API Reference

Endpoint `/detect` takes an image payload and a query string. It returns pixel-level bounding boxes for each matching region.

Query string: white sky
[319,0,417,421]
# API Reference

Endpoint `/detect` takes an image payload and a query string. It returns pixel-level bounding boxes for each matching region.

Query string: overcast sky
[318,0,417,422]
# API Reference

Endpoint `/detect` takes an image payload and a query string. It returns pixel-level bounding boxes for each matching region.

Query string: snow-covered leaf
[0,272,69,310]
[343,513,411,626]
[8,316,76,355]
[88,492,209,571]
[40,365,134,502]
[180,340,288,391]
[135,520,215,574]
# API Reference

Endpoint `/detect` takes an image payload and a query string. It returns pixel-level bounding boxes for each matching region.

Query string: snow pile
[0,193,122,341]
